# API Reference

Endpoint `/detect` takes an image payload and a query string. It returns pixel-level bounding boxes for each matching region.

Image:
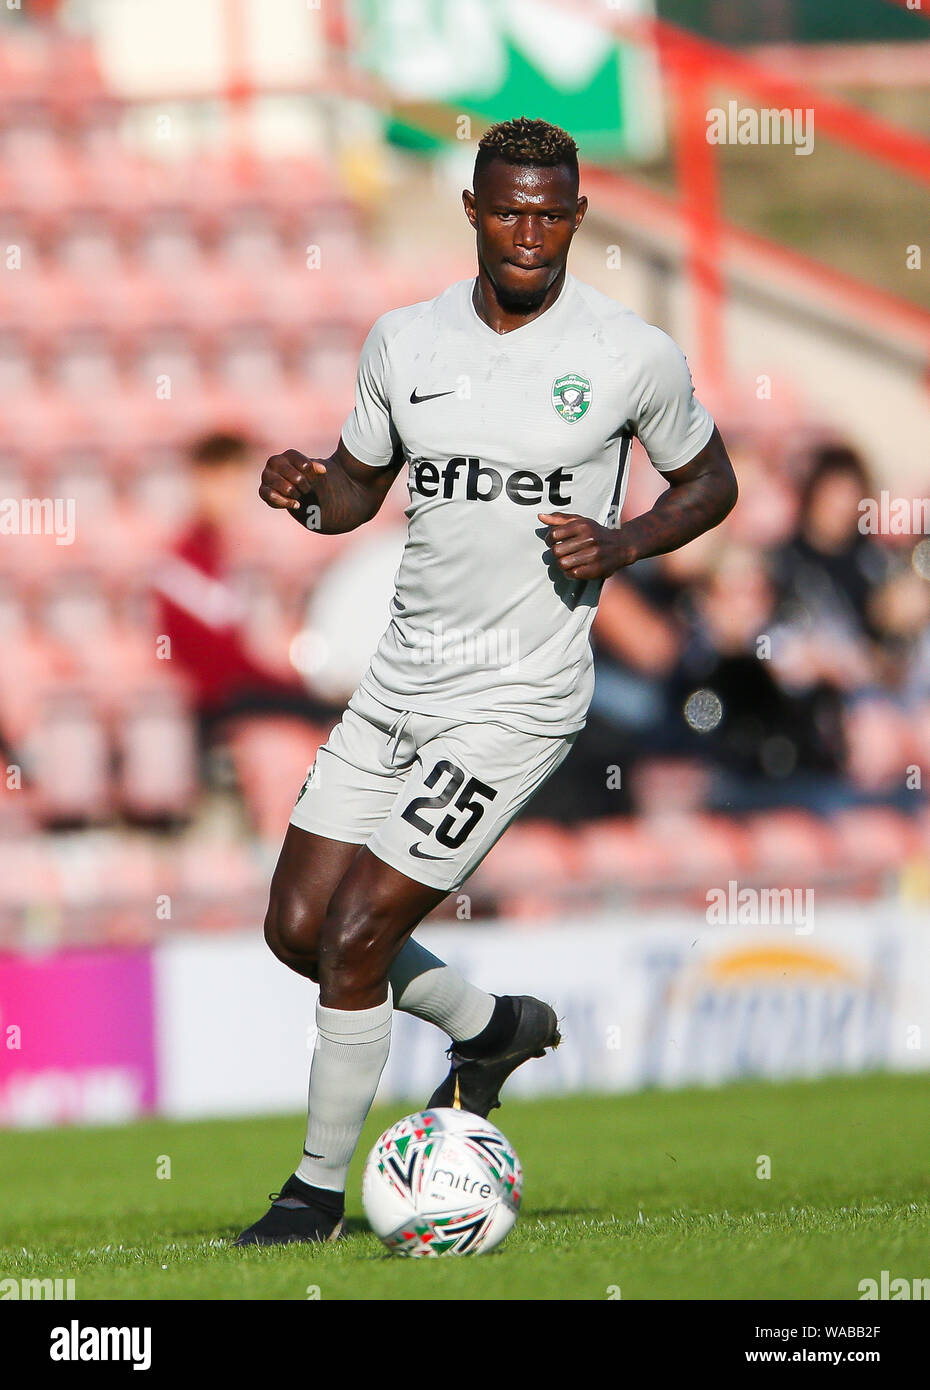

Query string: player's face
[464,161,586,312]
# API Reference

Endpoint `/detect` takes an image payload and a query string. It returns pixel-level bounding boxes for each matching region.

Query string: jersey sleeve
[632,328,715,473]
[340,315,400,468]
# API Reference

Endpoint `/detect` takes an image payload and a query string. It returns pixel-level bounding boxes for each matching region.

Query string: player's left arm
[540,425,737,582]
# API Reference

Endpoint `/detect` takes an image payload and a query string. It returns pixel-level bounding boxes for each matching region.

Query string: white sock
[297,992,393,1194]
[389,938,495,1041]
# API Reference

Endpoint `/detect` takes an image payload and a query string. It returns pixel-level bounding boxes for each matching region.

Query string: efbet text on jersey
[410,457,573,505]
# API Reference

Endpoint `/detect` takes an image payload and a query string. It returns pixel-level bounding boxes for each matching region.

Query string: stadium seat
[118,690,199,823]
[227,717,329,842]
[174,835,267,919]
[0,328,35,397]
[475,821,583,897]
[643,812,752,883]
[0,627,72,747]
[745,810,839,879]
[573,817,673,891]
[829,807,920,876]
[0,834,61,911]
[27,692,113,826]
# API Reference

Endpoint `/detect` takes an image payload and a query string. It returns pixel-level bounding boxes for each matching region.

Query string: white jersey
[340,272,714,736]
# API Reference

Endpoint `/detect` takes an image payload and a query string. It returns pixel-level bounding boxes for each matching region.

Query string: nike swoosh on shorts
[409,843,450,861]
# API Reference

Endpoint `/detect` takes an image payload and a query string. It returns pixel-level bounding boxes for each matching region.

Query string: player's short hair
[188,430,251,468]
[473,116,579,190]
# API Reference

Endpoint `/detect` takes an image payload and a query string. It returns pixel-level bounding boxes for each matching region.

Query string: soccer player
[235,117,737,1245]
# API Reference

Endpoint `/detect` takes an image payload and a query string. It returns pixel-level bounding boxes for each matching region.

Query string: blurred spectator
[670,546,847,812]
[869,564,930,699]
[772,443,889,647]
[151,430,336,752]
[532,439,912,823]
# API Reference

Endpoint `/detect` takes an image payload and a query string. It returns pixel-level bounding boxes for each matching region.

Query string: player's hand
[259,449,327,511]
[538,512,636,580]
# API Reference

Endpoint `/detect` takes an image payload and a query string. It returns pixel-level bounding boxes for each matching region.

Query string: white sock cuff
[391,955,494,1041]
[316,990,393,1046]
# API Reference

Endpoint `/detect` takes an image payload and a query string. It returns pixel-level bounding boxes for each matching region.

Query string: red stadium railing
[579,5,930,393]
[328,1,930,394]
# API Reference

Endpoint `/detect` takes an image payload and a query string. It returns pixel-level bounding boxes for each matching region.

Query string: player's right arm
[261,310,408,534]
[259,438,404,535]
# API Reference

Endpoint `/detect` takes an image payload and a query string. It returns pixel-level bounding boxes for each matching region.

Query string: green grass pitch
[2,1073,928,1301]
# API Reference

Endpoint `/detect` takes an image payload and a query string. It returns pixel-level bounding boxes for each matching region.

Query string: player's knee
[316,896,394,992]
[263,893,321,978]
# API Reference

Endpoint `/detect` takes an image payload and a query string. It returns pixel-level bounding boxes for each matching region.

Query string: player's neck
[471,267,567,335]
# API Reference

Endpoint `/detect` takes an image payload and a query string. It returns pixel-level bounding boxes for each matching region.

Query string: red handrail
[581,6,930,388]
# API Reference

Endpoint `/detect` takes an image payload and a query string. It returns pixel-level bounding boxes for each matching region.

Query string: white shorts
[289,685,577,891]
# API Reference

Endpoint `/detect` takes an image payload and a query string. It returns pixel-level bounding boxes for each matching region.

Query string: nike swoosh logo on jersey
[410,387,455,404]
[409,842,450,860]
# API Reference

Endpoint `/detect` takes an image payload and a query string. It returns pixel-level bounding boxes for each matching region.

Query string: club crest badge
[551,373,591,422]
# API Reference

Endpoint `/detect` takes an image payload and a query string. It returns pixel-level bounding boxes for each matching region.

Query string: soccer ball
[362,1108,523,1257]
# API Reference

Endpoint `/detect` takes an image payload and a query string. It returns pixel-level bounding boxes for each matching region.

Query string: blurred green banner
[348,0,663,162]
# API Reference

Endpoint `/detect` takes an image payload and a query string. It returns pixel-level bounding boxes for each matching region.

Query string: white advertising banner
[154,905,930,1119]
